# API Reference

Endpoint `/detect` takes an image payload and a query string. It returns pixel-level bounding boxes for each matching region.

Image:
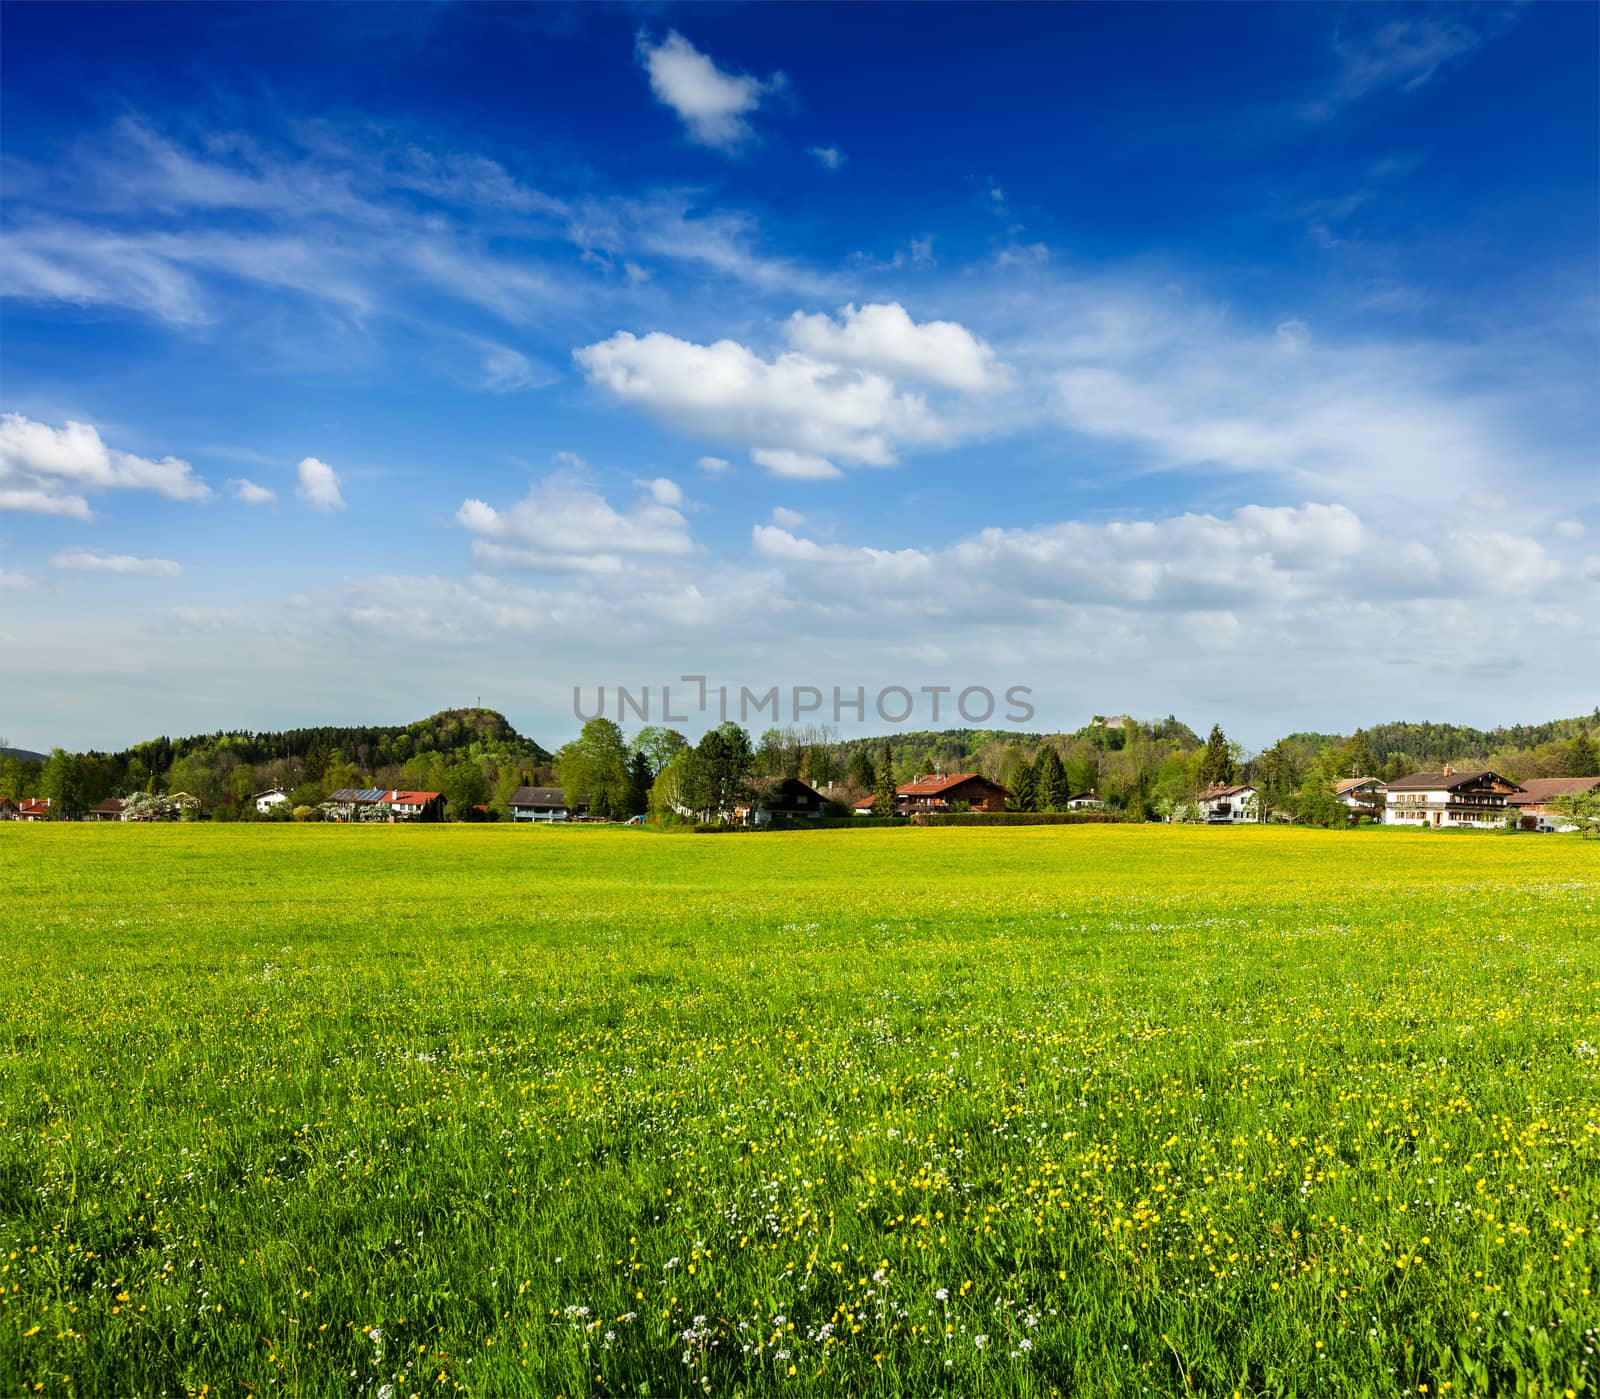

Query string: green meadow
[1,824,1596,1397]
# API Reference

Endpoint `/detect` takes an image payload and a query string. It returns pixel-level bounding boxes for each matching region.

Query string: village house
[1065,790,1104,811]
[508,786,573,822]
[85,796,129,822]
[0,797,17,820]
[896,772,1011,814]
[17,798,51,822]
[387,790,444,822]
[738,776,827,826]
[1506,775,1600,832]
[1198,782,1260,823]
[1334,776,1387,820]
[1383,767,1524,828]
[254,788,290,816]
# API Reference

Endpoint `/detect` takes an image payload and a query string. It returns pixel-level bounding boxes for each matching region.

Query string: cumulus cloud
[456,471,694,574]
[575,329,943,472]
[296,456,345,511]
[808,145,845,171]
[697,455,734,475]
[750,449,841,480]
[0,413,211,518]
[229,478,277,506]
[635,31,785,152]
[51,548,181,577]
[770,506,806,529]
[1555,519,1586,541]
[786,302,1011,392]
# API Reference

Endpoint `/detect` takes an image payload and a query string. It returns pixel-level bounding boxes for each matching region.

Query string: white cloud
[639,477,685,507]
[750,449,841,480]
[808,145,845,171]
[770,506,806,529]
[0,413,211,518]
[785,302,1011,392]
[1555,519,1586,541]
[574,329,943,470]
[52,548,181,578]
[457,471,694,574]
[296,456,345,512]
[0,564,34,591]
[697,455,734,475]
[635,31,785,152]
[229,478,277,506]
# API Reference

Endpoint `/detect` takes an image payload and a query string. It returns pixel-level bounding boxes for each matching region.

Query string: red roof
[897,772,988,796]
[19,798,50,814]
[387,790,442,805]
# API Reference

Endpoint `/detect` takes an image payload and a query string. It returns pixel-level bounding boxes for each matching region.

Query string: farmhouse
[508,786,573,822]
[322,787,390,821]
[739,776,827,825]
[1383,768,1524,828]
[1334,776,1387,819]
[896,772,1011,814]
[1507,775,1600,832]
[85,797,128,822]
[1198,782,1260,823]
[17,798,51,821]
[1065,790,1104,811]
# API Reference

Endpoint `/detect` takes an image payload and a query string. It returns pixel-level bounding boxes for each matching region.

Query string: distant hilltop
[1,746,47,765]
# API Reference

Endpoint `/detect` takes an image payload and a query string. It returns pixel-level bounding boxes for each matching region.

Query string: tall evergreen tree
[1198,724,1237,789]
[871,742,898,817]
[1568,730,1598,777]
[1035,746,1069,811]
[847,746,876,793]
[1008,757,1038,813]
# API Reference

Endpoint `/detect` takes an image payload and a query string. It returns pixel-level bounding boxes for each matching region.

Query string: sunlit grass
[1,824,1596,1396]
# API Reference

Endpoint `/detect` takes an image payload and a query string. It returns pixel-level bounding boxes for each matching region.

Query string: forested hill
[115,707,550,774]
[1356,715,1600,765]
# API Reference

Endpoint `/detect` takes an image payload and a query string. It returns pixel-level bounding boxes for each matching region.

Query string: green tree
[1550,788,1600,837]
[442,758,488,816]
[1198,724,1237,789]
[631,725,688,777]
[694,722,754,821]
[1567,730,1598,777]
[1008,758,1037,813]
[556,719,630,820]
[1034,746,1069,811]
[39,749,87,818]
[871,742,898,817]
[625,750,652,816]
[847,747,876,792]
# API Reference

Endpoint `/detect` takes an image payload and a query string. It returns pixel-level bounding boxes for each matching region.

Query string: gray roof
[509,786,567,808]
[1386,769,1520,793]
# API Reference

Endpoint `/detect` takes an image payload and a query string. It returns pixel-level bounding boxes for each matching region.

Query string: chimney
[1442,765,1454,777]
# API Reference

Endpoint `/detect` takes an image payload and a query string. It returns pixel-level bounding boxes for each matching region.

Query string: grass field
[1,824,1596,1398]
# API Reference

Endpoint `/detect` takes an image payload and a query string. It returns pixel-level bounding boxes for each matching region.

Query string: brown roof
[897,772,1009,797]
[1334,776,1383,795]
[1507,776,1600,806]
[1386,769,1521,793]
[87,797,127,815]
[1199,783,1254,799]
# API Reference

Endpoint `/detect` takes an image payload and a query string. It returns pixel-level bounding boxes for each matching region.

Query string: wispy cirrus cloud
[1304,13,1508,120]
[52,548,181,577]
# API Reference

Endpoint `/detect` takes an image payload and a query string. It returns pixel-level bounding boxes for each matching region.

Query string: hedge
[917,811,1115,827]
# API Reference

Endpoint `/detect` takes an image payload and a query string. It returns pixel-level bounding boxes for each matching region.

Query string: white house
[254,788,290,816]
[1383,767,1523,828]
[1198,782,1260,823]
[1065,790,1104,811]
[1333,776,1386,819]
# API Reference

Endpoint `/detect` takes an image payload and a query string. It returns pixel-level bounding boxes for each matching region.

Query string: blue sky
[2,2,1596,753]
